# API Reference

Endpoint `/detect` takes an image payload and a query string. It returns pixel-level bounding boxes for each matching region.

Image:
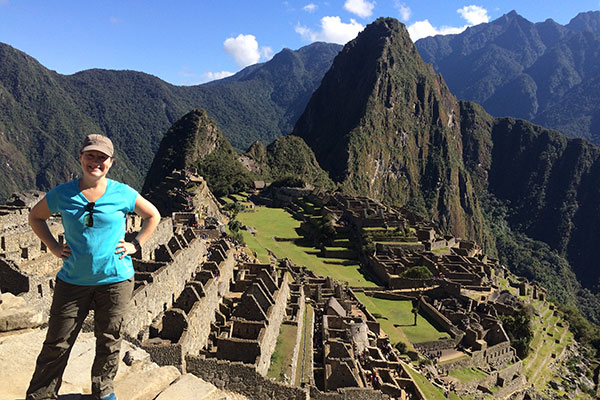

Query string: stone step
[0,328,249,400]
[155,374,216,400]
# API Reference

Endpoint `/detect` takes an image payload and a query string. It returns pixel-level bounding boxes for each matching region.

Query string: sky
[0,1,599,86]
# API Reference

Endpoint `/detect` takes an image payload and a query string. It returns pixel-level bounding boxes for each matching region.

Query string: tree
[401,266,433,279]
[498,305,534,359]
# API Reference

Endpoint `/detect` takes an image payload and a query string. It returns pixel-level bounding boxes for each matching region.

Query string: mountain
[143,109,332,212]
[293,17,487,244]
[415,11,600,147]
[142,109,254,213]
[293,17,600,321]
[0,41,341,201]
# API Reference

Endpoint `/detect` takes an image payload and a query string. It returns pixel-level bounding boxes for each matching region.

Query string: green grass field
[237,206,377,287]
[405,364,461,400]
[449,367,489,383]
[295,304,314,386]
[267,323,299,381]
[354,293,451,345]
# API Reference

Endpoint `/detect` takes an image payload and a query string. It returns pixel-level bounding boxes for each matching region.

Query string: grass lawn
[354,293,450,345]
[267,323,299,381]
[237,206,377,287]
[405,364,461,400]
[295,304,314,386]
[449,367,489,383]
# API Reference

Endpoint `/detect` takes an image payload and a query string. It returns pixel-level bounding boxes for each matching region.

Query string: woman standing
[26,134,161,400]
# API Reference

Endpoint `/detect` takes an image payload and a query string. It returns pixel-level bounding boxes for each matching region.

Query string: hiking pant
[26,277,134,400]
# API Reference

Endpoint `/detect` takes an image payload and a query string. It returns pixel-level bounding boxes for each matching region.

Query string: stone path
[0,328,248,400]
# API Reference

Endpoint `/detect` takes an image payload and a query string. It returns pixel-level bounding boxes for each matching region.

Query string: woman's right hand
[50,243,71,260]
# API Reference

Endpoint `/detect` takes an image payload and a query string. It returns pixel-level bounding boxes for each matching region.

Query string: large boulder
[0,292,43,331]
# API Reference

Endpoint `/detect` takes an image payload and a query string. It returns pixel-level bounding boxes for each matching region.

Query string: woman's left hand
[115,239,137,259]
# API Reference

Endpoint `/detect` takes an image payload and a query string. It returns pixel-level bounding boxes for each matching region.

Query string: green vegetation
[401,266,433,279]
[498,305,534,359]
[267,323,299,382]
[295,304,314,386]
[522,300,574,390]
[262,135,335,189]
[0,40,342,201]
[354,293,450,344]
[405,365,461,400]
[448,367,489,383]
[236,206,376,287]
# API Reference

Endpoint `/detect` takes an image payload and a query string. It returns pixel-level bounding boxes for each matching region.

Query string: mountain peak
[566,10,600,34]
[293,17,480,239]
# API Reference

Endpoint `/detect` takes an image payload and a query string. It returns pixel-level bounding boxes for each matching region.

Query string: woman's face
[79,150,114,179]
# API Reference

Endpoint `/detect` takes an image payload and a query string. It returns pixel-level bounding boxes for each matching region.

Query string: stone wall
[0,206,29,231]
[453,361,525,397]
[123,233,207,338]
[310,386,391,400]
[256,271,291,375]
[186,356,309,400]
[134,217,174,260]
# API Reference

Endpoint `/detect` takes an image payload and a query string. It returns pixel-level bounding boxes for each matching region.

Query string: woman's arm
[116,195,161,258]
[28,197,71,260]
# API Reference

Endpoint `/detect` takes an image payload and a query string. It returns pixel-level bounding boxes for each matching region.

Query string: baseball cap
[80,134,114,157]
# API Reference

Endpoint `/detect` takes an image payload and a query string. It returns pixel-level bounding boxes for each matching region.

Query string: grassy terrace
[267,323,298,382]
[449,367,489,383]
[236,206,377,287]
[405,364,461,400]
[296,304,313,386]
[494,273,576,397]
[523,299,573,393]
[354,293,450,345]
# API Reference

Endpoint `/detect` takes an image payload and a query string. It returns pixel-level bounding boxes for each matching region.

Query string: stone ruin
[0,184,556,399]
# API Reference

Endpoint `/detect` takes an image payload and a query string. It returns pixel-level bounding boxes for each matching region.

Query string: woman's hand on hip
[51,243,71,260]
[115,239,137,259]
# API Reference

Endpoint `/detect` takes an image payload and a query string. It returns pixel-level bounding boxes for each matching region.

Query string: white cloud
[303,3,317,12]
[109,16,123,24]
[202,71,235,82]
[457,5,489,25]
[223,34,272,68]
[296,16,364,44]
[394,1,411,22]
[407,20,464,41]
[344,0,375,18]
[223,34,261,68]
[407,5,489,41]
[261,46,274,60]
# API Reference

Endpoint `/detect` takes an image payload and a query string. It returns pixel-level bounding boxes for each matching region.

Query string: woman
[26,134,161,400]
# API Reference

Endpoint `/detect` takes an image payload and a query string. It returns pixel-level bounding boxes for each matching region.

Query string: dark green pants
[26,277,134,400]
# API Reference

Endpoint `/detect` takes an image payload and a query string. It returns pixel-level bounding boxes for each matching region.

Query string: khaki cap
[80,134,114,157]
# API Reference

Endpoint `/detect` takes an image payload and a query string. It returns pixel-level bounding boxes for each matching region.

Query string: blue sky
[0,0,598,85]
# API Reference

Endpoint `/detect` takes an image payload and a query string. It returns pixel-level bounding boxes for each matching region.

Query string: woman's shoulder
[47,179,79,197]
[107,179,139,197]
[107,179,136,191]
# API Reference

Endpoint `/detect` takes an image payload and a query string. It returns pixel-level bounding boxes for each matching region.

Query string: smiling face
[79,150,114,180]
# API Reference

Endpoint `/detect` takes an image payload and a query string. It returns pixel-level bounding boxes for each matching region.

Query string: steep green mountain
[415,11,600,146]
[247,135,335,188]
[0,41,341,201]
[293,17,487,244]
[142,109,254,210]
[293,17,600,321]
[143,109,331,213]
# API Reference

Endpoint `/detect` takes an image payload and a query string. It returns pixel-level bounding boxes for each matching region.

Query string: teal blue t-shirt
[46,179,138,285]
